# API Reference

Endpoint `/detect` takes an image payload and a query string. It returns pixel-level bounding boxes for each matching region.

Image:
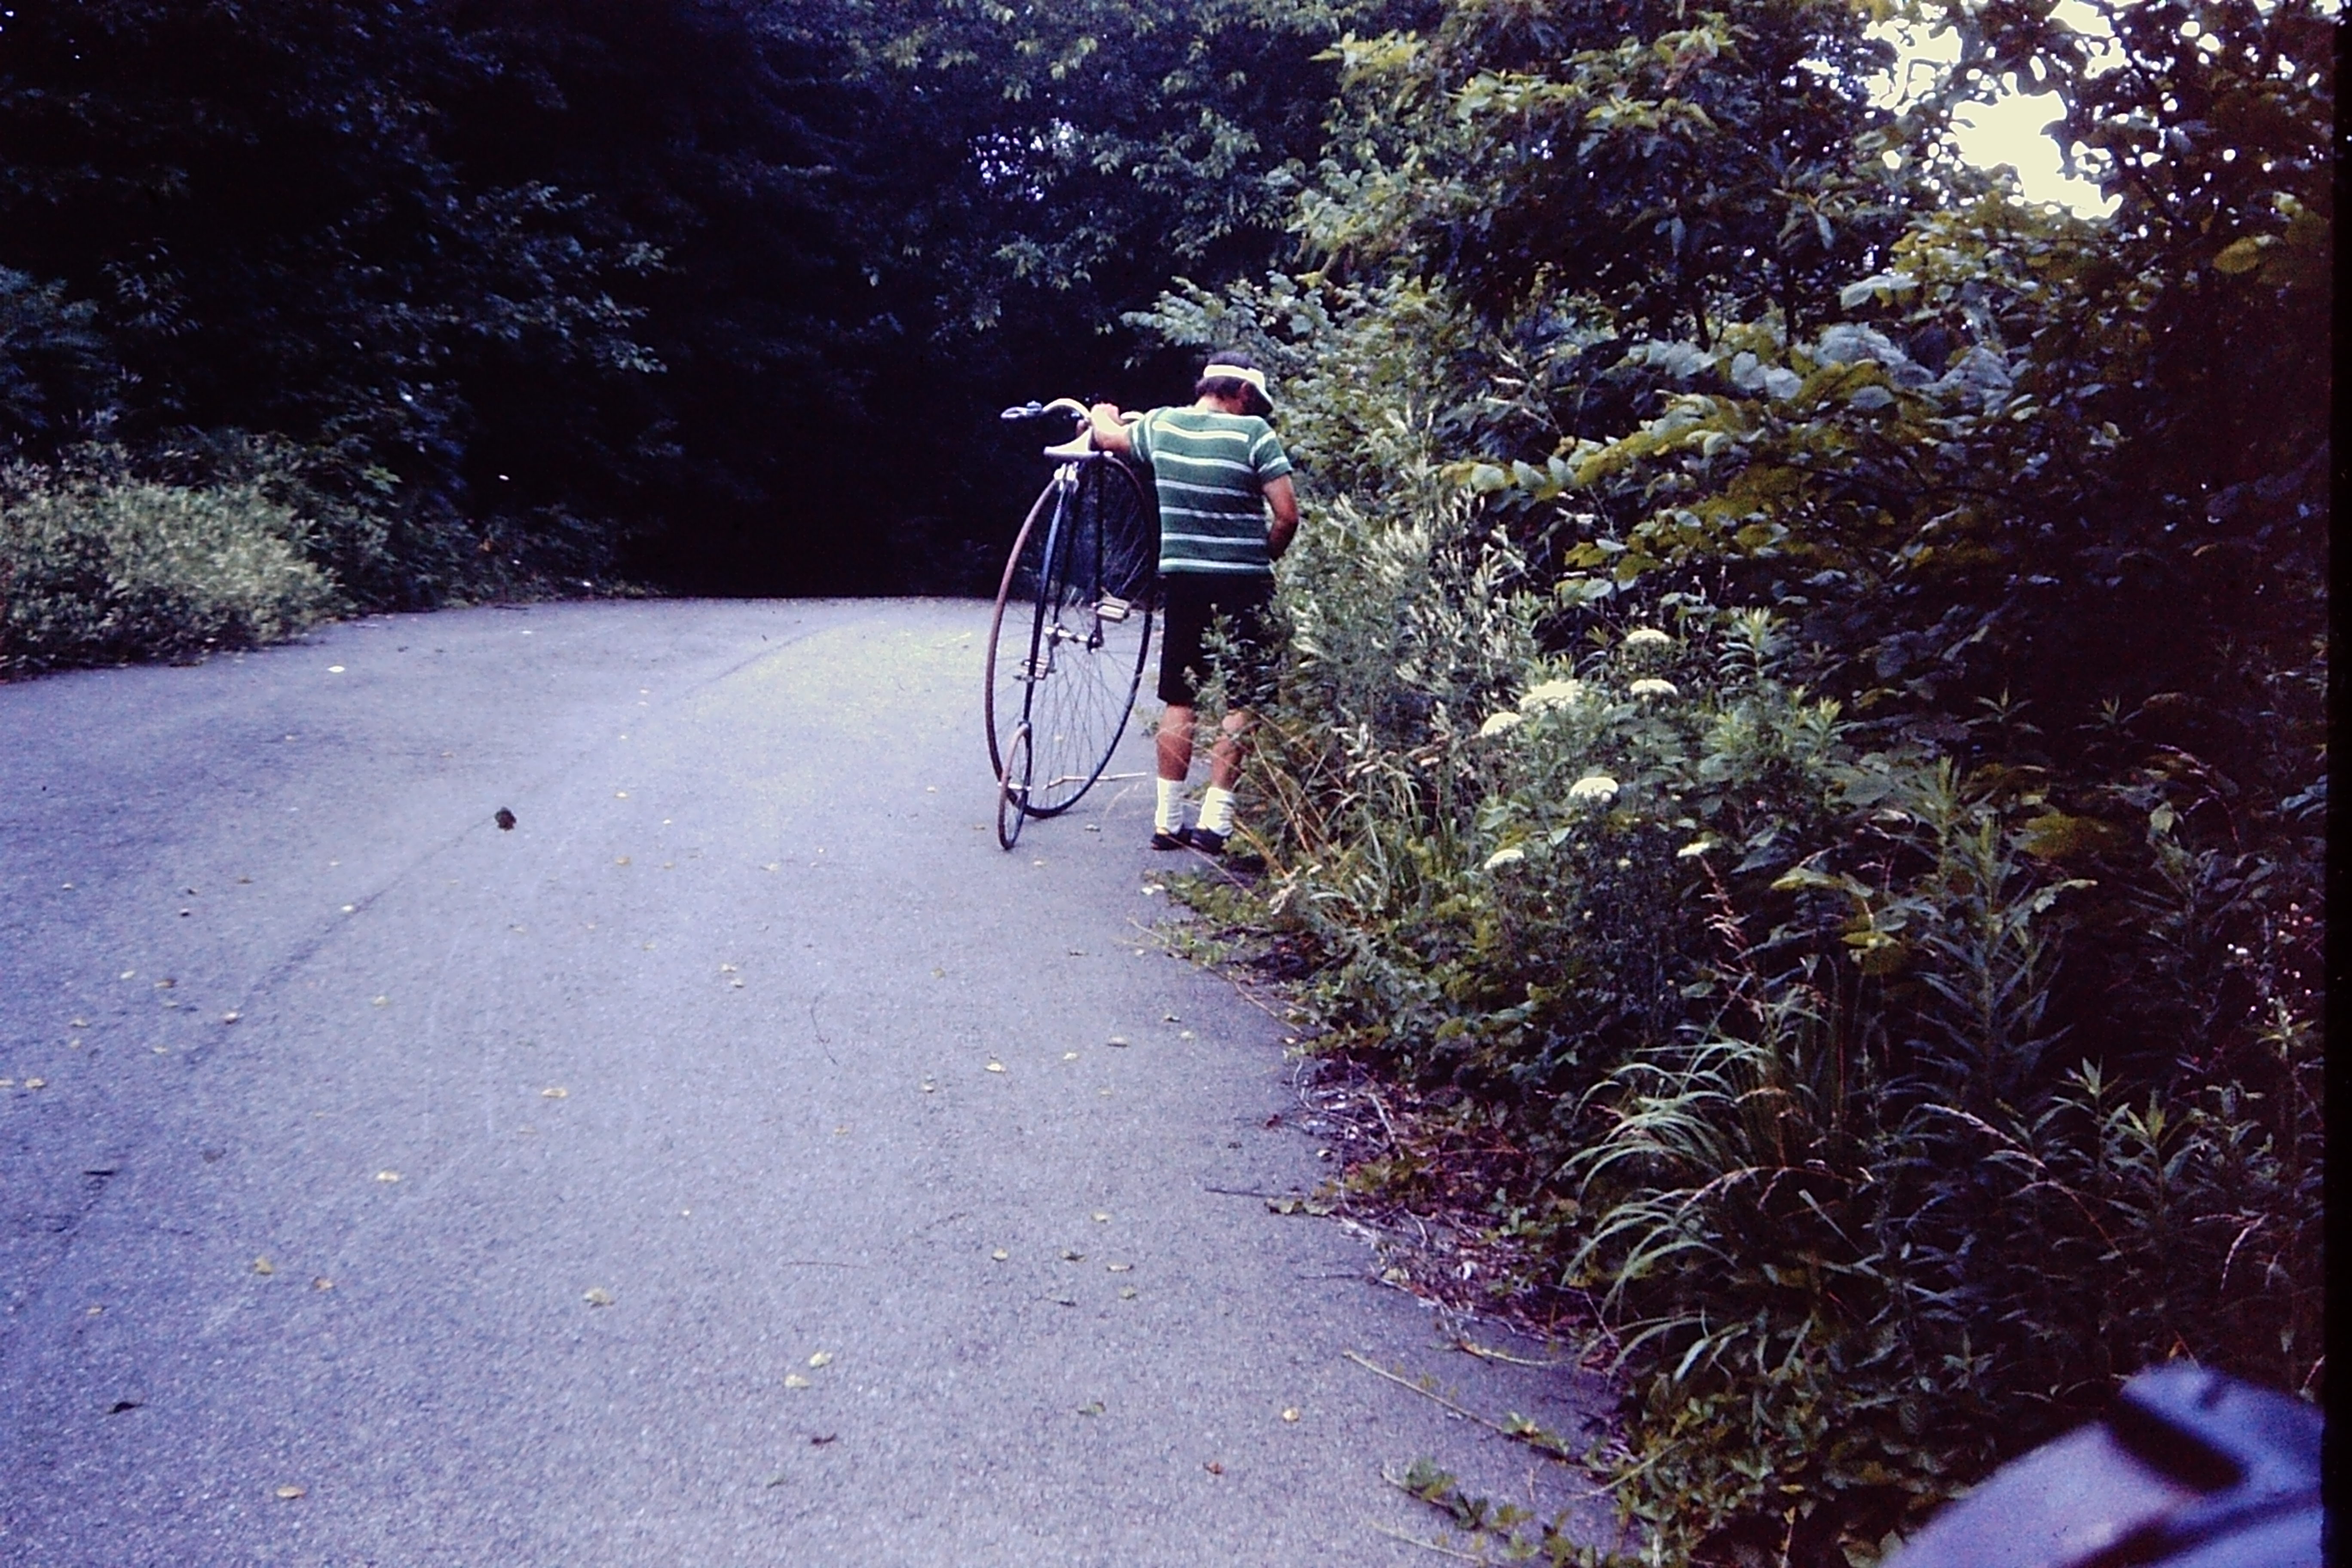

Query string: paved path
[1,600,1607,1565]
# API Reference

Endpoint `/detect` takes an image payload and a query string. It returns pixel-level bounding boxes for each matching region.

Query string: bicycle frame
[985,398,1157,843]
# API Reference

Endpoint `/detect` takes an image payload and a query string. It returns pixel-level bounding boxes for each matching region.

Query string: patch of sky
[1869,1,2118,217]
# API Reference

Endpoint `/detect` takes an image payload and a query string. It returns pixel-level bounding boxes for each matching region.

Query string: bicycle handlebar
[998,398,1090,422]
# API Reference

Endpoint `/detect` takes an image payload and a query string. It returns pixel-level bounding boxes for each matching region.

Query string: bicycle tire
[983,457,1157,818]
[995,722,1032,850]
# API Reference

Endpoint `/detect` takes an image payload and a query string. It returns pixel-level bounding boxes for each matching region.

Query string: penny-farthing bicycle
[986,398,1159,850]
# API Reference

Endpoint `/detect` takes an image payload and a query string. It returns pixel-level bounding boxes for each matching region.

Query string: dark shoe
[1150,830,1188,850]
[1182,826,1228,854]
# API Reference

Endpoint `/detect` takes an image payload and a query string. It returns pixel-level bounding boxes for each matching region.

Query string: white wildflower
[1519,678,1584,714]
[1567,774,1619,802]
[1628,677,1680,698]
[1483,845,1527,870]
[1622,627,1673,648]
[1677,838,1716,859]
[1477,710,1525,738]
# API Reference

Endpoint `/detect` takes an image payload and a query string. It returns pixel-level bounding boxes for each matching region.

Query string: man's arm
[1087,402,1133,454]
[1264,474,1299,560]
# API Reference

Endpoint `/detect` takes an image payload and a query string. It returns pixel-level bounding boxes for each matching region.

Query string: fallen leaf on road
[313,1278,334,1291]
[1061,1249,1084,1262]
[221,1012,239,1023]
[810,1433,837,1445]
[252,1257,274,1276]
[1205,1461,1225,1475]
[720,964,738,973]
[1048,1295,1075,1307]
[371,996,389,1008]
[70,1018,87,1028]
[615,791,628,799]
[24,1078,46,1090]
[495,808,517,831]
[615,857,631,866]
[990,1248,1009,1261]
[1281,1408,1301,1423]
[375,1170,401,1183]
[1106,1036,1129,1048]
[784,1374,811,1389]
[1106,1262,1131,1273]
[276,1485,306,1499]
[1119,1286,1139,1299]
[1075,1401,1103,1416]
[1062,1052,1079,1061]
[807,1351,833,1368]
[1090,1212,1111,1223]
[542,1087,568,1099]
[583,1287,615,1307]
[985,1061,1006,1074]
[762,863,779,872]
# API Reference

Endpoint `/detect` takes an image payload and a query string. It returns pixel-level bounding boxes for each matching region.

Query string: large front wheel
[983,459,1157,821]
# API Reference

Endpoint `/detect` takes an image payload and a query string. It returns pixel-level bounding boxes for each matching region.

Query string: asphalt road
[1,599,1608,1565]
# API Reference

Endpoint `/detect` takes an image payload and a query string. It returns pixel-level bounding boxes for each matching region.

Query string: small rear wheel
[995,722,1032,851]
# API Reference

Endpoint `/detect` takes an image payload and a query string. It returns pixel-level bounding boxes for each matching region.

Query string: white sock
[1197,785,1237,836]
[1155,777,1186,834]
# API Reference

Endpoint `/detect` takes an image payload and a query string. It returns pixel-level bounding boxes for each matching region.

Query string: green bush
[1138,4,2324,1559]
[2,461,338,674]
[1220,520,2320,1560]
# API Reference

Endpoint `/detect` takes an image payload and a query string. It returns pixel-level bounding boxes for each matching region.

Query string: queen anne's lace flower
[1519,678,1584,714]
[1622,627,1673,648]
[1477,710,1525,738]
[1567,774,1619,802]
[1629,678,1680,698]
[1482,845,1527,870]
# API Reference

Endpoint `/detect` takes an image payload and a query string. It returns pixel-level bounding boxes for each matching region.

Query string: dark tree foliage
[0,0,1404,596]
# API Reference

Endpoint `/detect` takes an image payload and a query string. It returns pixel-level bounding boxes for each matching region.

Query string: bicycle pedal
[1096,596,1131,623]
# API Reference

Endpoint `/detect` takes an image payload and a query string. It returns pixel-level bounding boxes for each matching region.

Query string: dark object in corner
[494,808,517,831]
[1885,1363,2323,1568]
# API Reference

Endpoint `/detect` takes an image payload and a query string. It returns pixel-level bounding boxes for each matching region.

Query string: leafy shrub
[1138,4,2325,1559]
[1,459,337,674]
[1222,501,2321,1559]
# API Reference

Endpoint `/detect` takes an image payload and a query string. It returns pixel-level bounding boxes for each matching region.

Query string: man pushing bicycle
[1087,350,1299,855]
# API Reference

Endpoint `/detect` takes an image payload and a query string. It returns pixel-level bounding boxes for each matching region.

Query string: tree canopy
[1,0,1412,594]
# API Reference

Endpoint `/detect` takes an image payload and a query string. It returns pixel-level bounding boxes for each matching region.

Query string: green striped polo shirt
[1128,407,1293,576]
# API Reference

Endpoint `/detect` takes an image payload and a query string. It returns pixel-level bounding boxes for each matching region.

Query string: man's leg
[1194,710,1250,842]
[1153,704,1196,845]
[1158,704,1197,783]
[1207,710,1250,789]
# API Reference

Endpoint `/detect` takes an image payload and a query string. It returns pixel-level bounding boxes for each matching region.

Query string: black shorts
[1158,573,1279,708]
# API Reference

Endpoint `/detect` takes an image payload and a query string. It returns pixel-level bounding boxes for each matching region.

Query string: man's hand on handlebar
[1087,401,1133,455]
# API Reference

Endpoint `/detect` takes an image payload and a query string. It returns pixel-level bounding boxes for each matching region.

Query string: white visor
[1201,363,1272,407]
